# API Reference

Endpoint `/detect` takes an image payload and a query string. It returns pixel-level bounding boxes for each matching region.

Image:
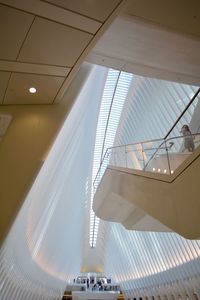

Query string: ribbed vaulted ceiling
[0,64,200,300]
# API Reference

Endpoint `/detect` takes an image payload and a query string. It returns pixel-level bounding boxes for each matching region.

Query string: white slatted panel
[115,76,198,146]
[90,69,133,247]
[104,223,200,298]
[0,64,106,299]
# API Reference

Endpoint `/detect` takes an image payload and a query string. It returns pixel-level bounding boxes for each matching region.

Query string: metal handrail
[164,88,200,140]
[104,137,164,152]
[101,88,200,155]
[95,88,200,179]
[93,133,200,190]
[94,137,158,185]
[93,148,111,190]
[100,71,121,162]
[144,133,200,170]
[93,137,164,188]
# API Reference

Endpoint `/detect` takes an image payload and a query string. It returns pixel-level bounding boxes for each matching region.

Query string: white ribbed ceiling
[0,64,200,300]
[115,76,199,146]
[90,69,132,247]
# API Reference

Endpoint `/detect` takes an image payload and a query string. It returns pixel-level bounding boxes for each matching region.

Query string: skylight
[89,69,133,247]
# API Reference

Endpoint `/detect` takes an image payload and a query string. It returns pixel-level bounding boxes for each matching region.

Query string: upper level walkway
[93,133,200,240]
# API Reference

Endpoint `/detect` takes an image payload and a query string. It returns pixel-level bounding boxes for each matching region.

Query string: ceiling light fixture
[29,87,37,94]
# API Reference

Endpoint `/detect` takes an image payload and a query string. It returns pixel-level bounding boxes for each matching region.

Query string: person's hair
[181,124,190,131]
[182,124,189,130]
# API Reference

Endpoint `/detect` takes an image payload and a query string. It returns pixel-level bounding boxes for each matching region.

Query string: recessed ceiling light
[29,87,37,94]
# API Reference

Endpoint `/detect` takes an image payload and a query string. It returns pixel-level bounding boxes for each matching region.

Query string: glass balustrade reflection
[94,133,200,191]
[145,140,171,174]
[94,89,200,190]
[145,134,200,175]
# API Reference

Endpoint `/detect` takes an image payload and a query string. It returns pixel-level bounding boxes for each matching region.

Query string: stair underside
[93,146,200,239]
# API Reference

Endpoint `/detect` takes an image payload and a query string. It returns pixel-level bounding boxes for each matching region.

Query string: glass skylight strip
[89,69,133,247]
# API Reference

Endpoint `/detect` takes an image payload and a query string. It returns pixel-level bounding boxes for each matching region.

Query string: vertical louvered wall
[115,77,199,145]
[104,222,200,299]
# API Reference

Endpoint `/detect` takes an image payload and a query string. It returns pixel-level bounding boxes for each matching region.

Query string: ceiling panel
[3,73,65,105]
[89,16,200,86]
[0,1,126,105]
[0,71,11,104]
[18,17,92,67]
[0,60,70,77]
[125,0,200,38]
[0,4,34,60]
[0,0,101,34]
[42,0,122,22]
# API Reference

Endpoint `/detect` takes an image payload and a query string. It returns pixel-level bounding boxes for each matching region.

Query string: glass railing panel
[168,134,200,173]
[111,143,145,170]
[109,145,126,168]
[94,133,200,192]
[94,89,200,191]
[194,133,200,149]
[109,139,166,171]
[146,134,200,175]
[126,143,144,170]
[167,135,192,174]
[144,140,171,174]
[141,139,165,168]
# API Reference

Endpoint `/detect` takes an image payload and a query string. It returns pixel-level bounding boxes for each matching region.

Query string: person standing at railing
[180,124,195,152]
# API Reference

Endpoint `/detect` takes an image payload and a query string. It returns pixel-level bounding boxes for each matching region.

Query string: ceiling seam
[40,0,104,24]
[0,65,68,77]
[0,3,97,35]
[2,72,12,105]
[16,16,36,61]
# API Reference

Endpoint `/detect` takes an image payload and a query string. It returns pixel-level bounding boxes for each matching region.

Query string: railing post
[141,143,145,170]
[165,140,171,174]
